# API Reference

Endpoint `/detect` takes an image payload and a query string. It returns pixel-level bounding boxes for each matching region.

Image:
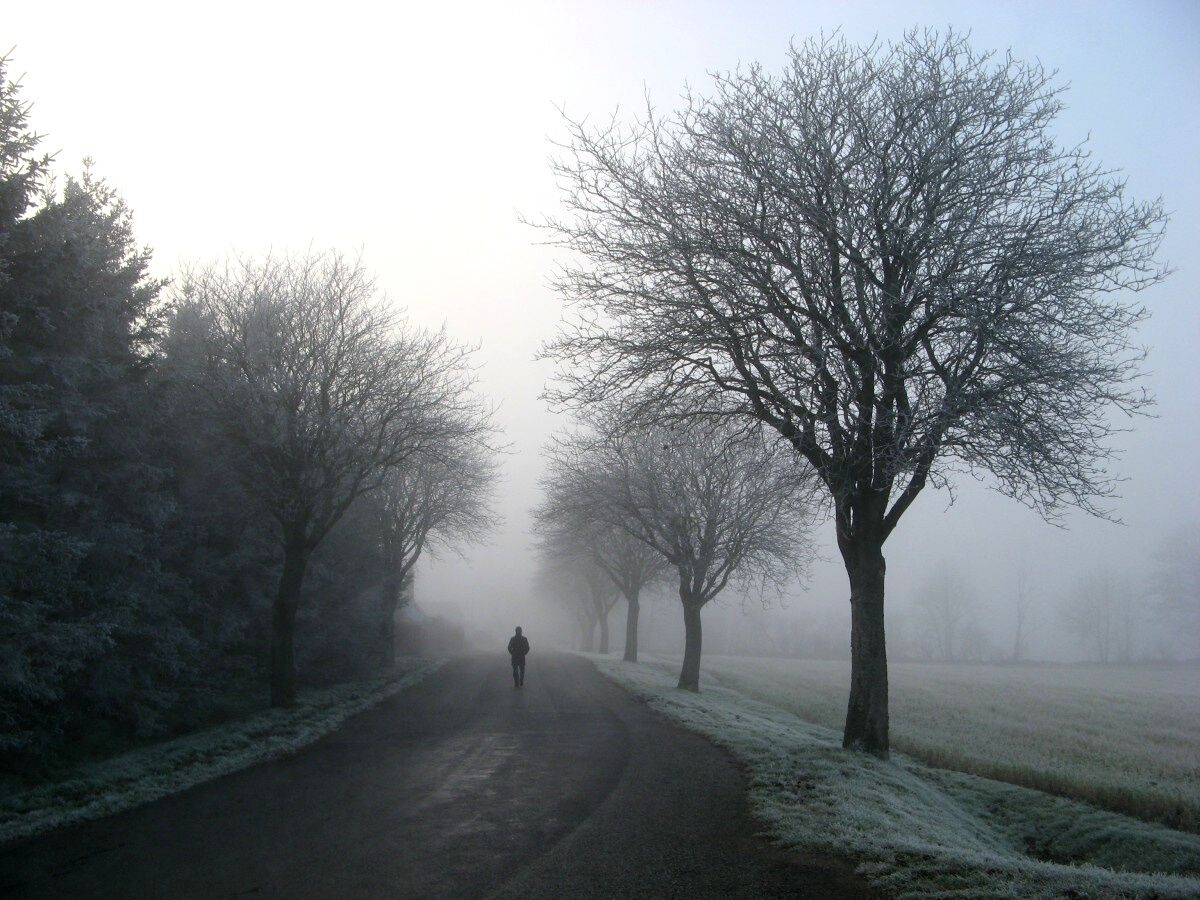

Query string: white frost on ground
[590,655,1200,899]
[0,657,446,846]
[692,655,1200,831]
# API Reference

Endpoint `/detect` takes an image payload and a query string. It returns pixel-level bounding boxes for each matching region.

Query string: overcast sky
[6,1,1198,659]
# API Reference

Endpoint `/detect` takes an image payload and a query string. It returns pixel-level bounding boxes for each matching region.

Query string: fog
[9,0,1198,663]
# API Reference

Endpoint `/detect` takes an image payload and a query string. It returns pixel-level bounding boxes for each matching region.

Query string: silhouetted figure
[507,627,530,687]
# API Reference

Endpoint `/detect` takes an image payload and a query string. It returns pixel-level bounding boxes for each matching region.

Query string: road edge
[0,657,448,847]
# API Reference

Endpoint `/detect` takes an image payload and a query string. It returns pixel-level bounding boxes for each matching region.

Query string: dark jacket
[507,635,530,659]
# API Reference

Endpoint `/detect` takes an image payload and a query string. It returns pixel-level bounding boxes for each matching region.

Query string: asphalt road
[0,653,875,899]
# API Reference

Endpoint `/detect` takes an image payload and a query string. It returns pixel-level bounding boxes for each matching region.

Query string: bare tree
[548,417,815,690]
[1152,524,1200,647]
[176,251,483,704]
[533,535,619,652]
[913,563,974,662]
[592,528,666,661]
[539,32,1167,753]
[370,432,500,669]
[586,560,622,654]
[1011,559,1033,662]
[1060,570,1139,664]
[534,464,667,662]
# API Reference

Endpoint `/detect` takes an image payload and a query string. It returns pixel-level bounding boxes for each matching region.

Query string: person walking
[507,627,530,688]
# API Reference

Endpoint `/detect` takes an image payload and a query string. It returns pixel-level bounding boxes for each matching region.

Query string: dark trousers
[511,656,526,686]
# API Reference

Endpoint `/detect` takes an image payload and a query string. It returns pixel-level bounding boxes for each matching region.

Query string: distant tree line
[0,58,499,774]
[899,557,1188,665]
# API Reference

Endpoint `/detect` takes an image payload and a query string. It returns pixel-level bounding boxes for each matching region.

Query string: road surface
[0,653,874,898]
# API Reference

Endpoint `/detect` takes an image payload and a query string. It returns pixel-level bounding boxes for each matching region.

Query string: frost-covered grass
[685,656,1200,833]
[591,655,1200,899]
[0,657,446,846]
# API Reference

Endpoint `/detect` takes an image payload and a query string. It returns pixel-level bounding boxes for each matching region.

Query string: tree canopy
[541,30,1168,752]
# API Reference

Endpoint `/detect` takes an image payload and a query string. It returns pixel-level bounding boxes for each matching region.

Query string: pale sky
[6,1,1199,659]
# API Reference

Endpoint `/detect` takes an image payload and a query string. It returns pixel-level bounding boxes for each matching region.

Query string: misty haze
[1,3,1197,899]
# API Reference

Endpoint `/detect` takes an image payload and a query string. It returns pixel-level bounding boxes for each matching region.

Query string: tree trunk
[598,606,610,654]
[678,600,702,691]
[623,591,640,662]
[841,539,889,756]
[271,537,309,707]
[379,571,401,670]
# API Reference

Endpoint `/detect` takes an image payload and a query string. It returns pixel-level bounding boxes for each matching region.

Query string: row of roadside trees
[533,30,1167,756]
[533,417,816,688]
[172,255,499,705]
[0,56,498,771]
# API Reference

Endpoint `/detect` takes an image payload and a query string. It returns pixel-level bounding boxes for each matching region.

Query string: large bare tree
[540,32,1167,753]
[548,418,815,690]
[176,251,483,704]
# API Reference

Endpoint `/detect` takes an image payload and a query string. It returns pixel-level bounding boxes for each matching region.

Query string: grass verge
[695,655,1200,833]
[590,654,1200,899]
[0,656,446,846]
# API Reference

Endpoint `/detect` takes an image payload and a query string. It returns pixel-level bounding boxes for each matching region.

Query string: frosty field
[684,656,1200,833]
[592,655,1200,899]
